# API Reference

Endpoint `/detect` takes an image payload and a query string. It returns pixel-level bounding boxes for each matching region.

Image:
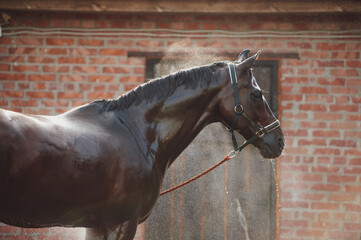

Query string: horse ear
[236,49,250,62]
[241,50,261,69]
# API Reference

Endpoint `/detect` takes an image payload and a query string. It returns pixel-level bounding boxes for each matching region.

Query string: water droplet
[236,199,251,240]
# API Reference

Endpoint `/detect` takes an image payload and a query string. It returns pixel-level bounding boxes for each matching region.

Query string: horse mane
[100,61,227,111]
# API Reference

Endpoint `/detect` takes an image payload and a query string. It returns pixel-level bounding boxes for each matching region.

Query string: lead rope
[160,155,230,196]
[159,119,280,196]
[160,139,252,196]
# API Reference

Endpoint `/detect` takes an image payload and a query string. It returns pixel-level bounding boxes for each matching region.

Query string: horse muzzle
[255,131,285,159]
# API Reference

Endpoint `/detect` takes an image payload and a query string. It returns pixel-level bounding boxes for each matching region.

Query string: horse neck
[137,76,224,171]
[160,88,216,153]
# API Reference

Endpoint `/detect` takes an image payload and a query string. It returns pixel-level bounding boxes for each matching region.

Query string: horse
[0,50,284,240]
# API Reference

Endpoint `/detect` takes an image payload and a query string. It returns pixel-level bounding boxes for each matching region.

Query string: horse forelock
[101,62,227,111]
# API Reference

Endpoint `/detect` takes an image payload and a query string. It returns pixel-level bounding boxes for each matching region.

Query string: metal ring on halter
[227,150,238,158]
[234,104,244,114]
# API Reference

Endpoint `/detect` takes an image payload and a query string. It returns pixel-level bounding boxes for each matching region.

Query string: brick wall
[279,36,361,239]
[0,12,360,240]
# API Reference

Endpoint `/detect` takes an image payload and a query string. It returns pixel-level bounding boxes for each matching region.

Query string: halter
[226,62,280,153]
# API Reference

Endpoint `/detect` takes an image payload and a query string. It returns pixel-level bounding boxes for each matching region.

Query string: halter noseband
[226,62,280,152]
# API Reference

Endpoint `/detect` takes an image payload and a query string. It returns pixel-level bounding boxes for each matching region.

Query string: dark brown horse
[0,50,284,240]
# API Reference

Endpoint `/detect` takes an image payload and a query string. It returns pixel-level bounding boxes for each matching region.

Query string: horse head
[217,50,284,159]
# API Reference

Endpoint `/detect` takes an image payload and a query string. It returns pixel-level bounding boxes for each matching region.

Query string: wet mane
[100,62,226,111]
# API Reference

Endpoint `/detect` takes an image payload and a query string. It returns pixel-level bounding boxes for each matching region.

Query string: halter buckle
[234,104,244,114]
[256,128,265,138]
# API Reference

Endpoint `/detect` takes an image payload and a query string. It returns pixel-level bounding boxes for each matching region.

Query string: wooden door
[145,58,279,240]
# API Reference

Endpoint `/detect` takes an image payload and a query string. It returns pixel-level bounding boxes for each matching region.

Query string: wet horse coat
[0,51,284,239]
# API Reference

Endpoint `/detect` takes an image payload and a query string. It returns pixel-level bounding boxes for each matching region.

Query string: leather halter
[226,62,280,152]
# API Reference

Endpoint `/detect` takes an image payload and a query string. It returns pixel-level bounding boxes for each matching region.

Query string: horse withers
[0,50,284,239]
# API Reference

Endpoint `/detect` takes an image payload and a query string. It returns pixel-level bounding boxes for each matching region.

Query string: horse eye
[251,89,262,102]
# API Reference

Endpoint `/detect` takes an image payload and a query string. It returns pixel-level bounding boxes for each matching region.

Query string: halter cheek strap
[226,62,280,152]
[227,62,243,150]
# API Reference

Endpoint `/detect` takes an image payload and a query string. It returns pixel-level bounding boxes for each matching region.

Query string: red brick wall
[0,12,360,240]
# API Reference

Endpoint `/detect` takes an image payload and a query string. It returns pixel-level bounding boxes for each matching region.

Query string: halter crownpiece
[226,62,280,152]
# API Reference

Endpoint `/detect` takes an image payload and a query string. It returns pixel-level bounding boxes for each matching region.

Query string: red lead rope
[159,119,281,196]
[160,155,231,196]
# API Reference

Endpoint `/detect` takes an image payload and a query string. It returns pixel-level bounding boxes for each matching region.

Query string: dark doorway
[144,57,279,240]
